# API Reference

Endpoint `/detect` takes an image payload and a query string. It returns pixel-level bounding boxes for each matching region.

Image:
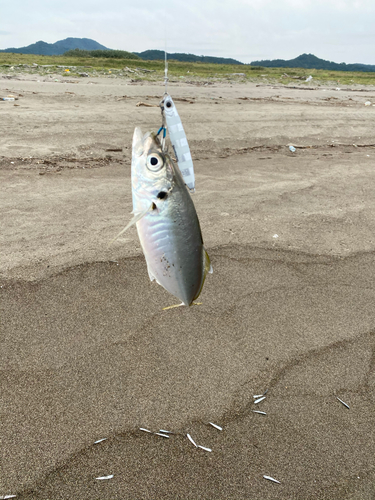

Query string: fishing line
[158,33,168,152]
[161,48,168,151]
[157,28,196,191]
[164,46,168,95]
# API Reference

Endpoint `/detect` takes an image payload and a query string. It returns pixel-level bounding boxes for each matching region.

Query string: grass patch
[0,53,374,85]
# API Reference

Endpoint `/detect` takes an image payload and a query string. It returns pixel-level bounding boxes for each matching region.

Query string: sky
[1,0,374,64]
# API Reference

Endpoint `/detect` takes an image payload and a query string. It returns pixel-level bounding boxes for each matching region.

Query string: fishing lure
[160,93,195,192]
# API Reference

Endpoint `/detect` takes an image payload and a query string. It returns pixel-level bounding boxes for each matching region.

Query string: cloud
[0,0,374,64]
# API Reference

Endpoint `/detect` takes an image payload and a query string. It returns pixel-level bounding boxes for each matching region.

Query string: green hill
[0,37,109,55]
[135,50,243,65]
[250,53,375,73]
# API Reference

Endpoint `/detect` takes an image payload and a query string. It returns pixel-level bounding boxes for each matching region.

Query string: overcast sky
[1,0,374,64]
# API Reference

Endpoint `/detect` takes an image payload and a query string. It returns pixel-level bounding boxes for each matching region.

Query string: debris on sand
[263,475,281,484]
[198,445,212,452]
[94,438,107,444]
[136,101,158,107]
[254,396,266,404]
[336,397,350,409]
[208,422,223,431]
[187,433,198,447]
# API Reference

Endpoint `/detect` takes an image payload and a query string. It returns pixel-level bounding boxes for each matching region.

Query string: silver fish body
[131,127,211,305]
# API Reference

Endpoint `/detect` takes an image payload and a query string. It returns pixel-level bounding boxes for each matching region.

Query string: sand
[1,73,375,499]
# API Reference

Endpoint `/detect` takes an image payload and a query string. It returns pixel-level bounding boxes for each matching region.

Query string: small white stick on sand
[263,475,280,484]
[139,428,152,433]
[94,438,107,444]
[253,410,267,415]
[336,397,350,409]
[96,475,114,480]
[154,433,170,438]
[208,422,222,431]
[187,433,197,447]
[198,445,212,452]
[254,396,266,404]
[254,389,268,398]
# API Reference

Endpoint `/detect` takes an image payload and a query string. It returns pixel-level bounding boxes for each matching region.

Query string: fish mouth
[132,127,162,157]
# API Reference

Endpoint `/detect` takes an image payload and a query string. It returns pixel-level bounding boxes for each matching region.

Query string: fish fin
[206,250,213,274]
[192,249,212,302]
[162,302,185,311]
[146,263,156,282]
[108,205,152,246]
[146,260,164,285]
[204,249,213,275]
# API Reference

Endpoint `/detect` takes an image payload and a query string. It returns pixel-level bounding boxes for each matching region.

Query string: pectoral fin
[147,264,156,282]
[109,204,152,246]
[146,262,162,285]
[206,250,213,274]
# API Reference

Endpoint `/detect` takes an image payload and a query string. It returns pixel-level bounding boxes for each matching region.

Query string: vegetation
[1,38,373,74]
[251,53,375,73]
[0,52,374,86]
[135,50,243,65]
[63,48,140,60]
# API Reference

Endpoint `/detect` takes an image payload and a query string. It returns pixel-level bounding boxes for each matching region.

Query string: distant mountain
[135,50,243,65]
[0,37,109,55]
[250,53,375,73]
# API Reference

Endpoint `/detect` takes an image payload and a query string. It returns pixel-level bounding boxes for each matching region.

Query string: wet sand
[1,74,375,499]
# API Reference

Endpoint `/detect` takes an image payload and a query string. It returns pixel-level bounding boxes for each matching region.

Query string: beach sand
[1,74,375,499]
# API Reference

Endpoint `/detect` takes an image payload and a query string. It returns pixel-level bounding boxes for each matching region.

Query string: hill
[0,37,109,55]
[250,53,375,73]
[135,50,243,65]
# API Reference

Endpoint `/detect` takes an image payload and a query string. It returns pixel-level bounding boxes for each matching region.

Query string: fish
[129,127,212,306]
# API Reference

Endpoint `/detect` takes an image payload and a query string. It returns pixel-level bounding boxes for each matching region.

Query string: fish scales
[131,128,211,305]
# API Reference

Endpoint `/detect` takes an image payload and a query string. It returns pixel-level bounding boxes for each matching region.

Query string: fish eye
[146,153,164,172]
